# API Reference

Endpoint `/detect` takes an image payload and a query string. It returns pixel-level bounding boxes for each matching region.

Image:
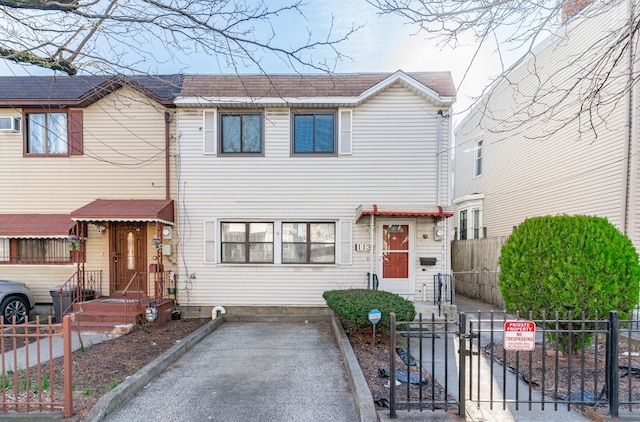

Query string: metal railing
[459,310,640,417]
[0,315,73,417]
[433,273,454,314]
[122,271,173,324]
[388,309,640,418]
[55,270,103,319]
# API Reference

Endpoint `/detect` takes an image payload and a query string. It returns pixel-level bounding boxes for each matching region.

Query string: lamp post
[368,309,382,344]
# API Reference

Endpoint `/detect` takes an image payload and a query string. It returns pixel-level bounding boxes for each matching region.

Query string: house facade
[453,3,640,250]
[0,75,182,309]
[173,71,456,312]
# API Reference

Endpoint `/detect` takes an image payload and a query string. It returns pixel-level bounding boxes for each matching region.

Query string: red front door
[379,223,412,295]
[110,223,147,296]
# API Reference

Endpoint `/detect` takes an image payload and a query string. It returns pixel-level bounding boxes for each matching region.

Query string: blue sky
[0,0,521,124]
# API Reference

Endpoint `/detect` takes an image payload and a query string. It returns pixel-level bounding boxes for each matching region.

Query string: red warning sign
[503,320,536,351]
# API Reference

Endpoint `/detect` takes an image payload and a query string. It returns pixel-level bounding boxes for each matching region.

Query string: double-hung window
[474,139,483,177]
[220,112,263,154]
[26,112,68,155]
[282,222,335,264]
[220,222,273,263]
[472,209,481,239]
[292,112,336,154]
[459,210,468,240]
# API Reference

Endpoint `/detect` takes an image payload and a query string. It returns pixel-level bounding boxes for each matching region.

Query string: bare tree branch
[0,0,358,75]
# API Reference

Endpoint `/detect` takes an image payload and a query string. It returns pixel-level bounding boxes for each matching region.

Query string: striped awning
[356,204,453,222]
[0,214,75,238]
[71,199,174,225]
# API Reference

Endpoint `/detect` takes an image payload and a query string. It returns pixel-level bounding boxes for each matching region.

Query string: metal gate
[388,310,640,419]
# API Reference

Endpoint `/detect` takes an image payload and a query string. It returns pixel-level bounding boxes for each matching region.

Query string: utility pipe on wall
[437,110,443,206]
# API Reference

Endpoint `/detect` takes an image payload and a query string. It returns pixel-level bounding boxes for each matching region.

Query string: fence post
[63,315,73,418]
[390,312,397,419]
[607,311,619,417]
[458,312,466,418]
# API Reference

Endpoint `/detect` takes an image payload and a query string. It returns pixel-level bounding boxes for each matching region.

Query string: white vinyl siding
[454,5,628,239]
[177,84,451,306]
[203,109,217,154]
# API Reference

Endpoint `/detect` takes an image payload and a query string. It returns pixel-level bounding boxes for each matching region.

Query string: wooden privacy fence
[451,236,508,307]
[0,315,73,417]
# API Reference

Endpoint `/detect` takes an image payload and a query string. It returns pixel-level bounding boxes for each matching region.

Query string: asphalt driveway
[103,321,359,422]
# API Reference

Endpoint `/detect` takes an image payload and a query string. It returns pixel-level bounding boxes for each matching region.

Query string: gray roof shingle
[180,72,455,98]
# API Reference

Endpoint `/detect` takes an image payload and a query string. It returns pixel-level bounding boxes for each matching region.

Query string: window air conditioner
[0,117,21,133]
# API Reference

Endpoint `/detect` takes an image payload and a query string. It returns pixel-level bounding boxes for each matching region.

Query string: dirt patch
[1,319,209,420]
[346,328,455,411]
[488,337,640,410]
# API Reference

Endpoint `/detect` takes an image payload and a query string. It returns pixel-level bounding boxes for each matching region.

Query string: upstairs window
[474,139,483,177]
[26,112,68,155]
[220,112,263,154]
[292,112,336,154]
[24,110,83,156]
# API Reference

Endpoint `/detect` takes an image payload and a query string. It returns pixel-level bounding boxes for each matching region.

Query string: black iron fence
[388,309,640,419]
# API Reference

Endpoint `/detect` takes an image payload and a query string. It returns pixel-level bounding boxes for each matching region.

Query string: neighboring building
[453,2,639,249]
[174,71,456,311]
[0,75,182,308]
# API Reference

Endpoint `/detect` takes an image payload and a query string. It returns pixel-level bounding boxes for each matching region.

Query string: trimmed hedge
[499,215,640,351]
[323,289,416,330]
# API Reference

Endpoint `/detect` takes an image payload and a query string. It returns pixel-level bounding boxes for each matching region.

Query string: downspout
[369,209,375,289]
[623,0,637,238]
[164,111,173,201]
[437,110,443,206]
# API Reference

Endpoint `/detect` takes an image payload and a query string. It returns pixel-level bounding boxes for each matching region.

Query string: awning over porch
[71,199,174,225]
[355,204,453,222]
[0,214,75,238]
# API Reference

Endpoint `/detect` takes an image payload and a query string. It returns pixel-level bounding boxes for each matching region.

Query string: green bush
[498,215,640,351]
[323,289,415,331]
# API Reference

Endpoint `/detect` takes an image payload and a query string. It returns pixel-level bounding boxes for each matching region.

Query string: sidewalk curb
[84,317,224,422]
[331,315,379,422]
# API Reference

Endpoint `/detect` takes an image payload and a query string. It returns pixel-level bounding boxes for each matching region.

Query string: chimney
[561,0,592,23]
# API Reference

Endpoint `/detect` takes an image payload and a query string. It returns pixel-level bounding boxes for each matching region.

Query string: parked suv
[0,280,35,324]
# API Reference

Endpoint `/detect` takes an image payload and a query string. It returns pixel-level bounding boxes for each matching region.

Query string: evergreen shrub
[323,289,416,331]
[498,215,640,351]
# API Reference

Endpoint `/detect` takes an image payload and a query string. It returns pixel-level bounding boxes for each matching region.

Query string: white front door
[377,221,413,296]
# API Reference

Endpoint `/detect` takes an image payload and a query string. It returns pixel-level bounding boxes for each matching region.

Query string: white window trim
[207,219,348,266]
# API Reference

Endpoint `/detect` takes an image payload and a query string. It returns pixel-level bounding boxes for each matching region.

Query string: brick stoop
[69,298,175,333]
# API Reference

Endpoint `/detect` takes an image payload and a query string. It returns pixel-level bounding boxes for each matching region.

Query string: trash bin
[82,289,96,301]
[50,285,77,323]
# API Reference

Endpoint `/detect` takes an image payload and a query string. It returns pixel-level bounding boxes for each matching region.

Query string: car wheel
[1,296,29,324]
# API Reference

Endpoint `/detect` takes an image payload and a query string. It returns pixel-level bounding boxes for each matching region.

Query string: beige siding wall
[454,5,629,240]
[0,87,176,302]
[176,85,452,307]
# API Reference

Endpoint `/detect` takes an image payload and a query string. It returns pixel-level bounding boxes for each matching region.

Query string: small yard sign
[503,320,536,351]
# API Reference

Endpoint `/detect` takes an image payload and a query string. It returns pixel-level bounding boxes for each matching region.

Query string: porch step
[413,302,457,324]
[67,319,136,335]
[71,310,142,324]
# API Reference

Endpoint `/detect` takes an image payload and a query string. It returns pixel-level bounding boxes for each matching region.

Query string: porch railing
[55,270,103,321]
[0,315,73,417]
[122,271,173,324]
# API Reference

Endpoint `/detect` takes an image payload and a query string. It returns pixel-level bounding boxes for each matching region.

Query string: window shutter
[339,220,352,265]
[204,219,217,263]
[338,109,352,156]
[203,109,217,155]
[68,110,83,155]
